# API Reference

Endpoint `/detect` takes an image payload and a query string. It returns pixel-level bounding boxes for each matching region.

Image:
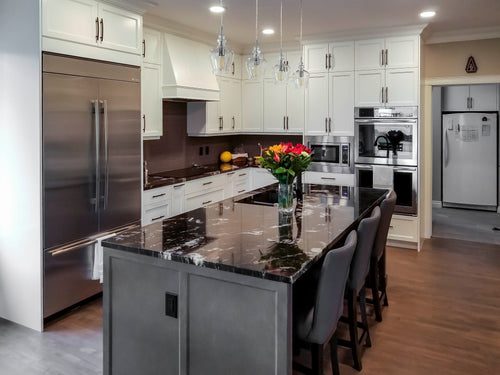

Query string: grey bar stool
[294,231,357,375]
[338,206,381,371]
[368,190,396,322]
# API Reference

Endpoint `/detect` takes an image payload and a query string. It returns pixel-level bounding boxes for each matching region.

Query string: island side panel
[103,248,292,375]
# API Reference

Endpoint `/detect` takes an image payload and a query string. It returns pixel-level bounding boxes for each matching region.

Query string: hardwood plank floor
[1,237,499,374]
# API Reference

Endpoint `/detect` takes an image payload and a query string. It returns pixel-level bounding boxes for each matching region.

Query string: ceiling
[140,0,500,51]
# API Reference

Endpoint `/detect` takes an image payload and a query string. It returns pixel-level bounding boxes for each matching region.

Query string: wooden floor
[1,237,499,374]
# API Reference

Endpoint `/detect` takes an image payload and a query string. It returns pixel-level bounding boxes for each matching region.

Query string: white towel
[372,166,393,189]
[92,233,116,283]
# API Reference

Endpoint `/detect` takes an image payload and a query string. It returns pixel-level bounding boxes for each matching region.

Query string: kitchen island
[102,184,387,375]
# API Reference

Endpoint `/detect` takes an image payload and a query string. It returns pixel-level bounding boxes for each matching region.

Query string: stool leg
[359,286,371,348]
[379,253,389,307]
[330,332,340,375]
[347,289,362,371]
[370,259,383,322]
[311,343,323,375]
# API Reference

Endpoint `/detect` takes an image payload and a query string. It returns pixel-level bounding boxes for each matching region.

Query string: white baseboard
[387,239,418,250]
[432,200,442,208]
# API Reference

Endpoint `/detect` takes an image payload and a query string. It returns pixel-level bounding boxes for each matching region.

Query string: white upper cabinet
[231,54,242,79]
[142,64,163,138]
[304,43,329,73]
[242,80,264,132]
[263,79,287,132]
[355,70,384,106]
[305,73,330,136]
[286,85,305,133]
[42,0,142,65]
[305,42,354,73]
[219,77,241,132]
[384,36,419,69]
[98,3,142,54]
[385,68,419,106]
[443,84,499,111]
[42,0,98,47]
[330,72,354,136]
[355,38,385,70]
[329,41,355,72]
[143,27,162,64]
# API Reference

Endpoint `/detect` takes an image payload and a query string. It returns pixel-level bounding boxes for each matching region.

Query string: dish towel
[372,165,394,190]
[92,233,117,283]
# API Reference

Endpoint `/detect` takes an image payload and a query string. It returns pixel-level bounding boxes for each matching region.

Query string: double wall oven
[354,107,418,215]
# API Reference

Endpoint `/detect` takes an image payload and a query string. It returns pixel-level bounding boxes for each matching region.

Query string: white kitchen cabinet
[142,64,163,139]
[355,36,419,70]
[171,182,186,216]
[142,185,172,225]
[42,0,142,64]
[303,171,354,186]
[355,68,418,107]
[225,170,251,198]
[442,84,499,111]
[304,41,354,73]
[251,168,276,190]
[242,80,264,132]
[387,214,419,243]
[286,85,305,132]
[219,77,242,132]
[232,54,242,79]
[143,27,162,64]
[263,79,304,133]
[305,71,354,136]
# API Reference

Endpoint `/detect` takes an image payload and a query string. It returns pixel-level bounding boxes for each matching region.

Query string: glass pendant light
[274,0,289,84]
[210,1,234,74]
[246,0,265,79]
[293,0,309,88]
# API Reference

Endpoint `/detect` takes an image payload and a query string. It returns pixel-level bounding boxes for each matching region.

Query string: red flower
[273,153,280,162]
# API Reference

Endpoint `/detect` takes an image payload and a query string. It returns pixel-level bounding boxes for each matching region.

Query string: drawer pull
[152,193,166,198]
[238,173,247,177]
[203,181,213,186]
[152,215,165,221]
[173,184,185,188]
[321,177,336,180]
[237,189,246,193]
[389,225,394,228]
[202,200,212,205]
[227,172,235,176]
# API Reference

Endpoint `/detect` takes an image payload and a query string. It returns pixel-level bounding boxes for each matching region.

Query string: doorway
[430,84,500,245]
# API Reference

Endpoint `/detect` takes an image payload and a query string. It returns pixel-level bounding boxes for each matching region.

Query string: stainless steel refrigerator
[42,53,141,318]
[442,112,498,211]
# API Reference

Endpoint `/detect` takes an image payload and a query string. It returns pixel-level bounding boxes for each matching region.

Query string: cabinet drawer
[233,180,250,196]
[143,203,170,225]
[143,186,172,208]
[185,175,225,196]
[185,189,224,212]
[388,215,418,242]
[304,172,354,186]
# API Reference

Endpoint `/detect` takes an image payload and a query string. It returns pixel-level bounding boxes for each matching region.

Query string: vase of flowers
[258,142,312,213]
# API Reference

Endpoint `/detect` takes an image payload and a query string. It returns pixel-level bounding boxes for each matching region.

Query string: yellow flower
[267,144,283,155]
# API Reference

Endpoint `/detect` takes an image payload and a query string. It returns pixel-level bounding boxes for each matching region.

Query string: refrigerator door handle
[101,100,109,210]
[444,129,449,168]
[49,238,98,256]
[92,100,100,213]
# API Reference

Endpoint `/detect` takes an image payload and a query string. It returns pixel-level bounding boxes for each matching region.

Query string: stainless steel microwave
[305,136,353,174]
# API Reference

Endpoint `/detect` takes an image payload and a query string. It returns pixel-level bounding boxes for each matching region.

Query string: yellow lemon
[220,163,232,172]
[220,151,232,163]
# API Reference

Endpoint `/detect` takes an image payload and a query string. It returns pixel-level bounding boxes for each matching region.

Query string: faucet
[373,135,390,158]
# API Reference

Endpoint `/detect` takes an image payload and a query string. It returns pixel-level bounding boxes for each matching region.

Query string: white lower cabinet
[185,189,224,212]
[387,214,419,243]
[171,182,186,216]
[225,171,251,198]
[303,172,354,186]
[143,203,171,225]
[251,168,276,190]
[142,185,172,225]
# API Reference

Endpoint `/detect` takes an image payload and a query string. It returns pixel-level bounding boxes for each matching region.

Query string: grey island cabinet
[102,184,387,375]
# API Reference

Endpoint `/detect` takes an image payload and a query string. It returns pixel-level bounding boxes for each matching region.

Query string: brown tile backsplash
[143,101,302,174]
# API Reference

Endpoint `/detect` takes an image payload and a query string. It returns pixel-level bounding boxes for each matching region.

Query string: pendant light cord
[255,0,259,46]
[280,0,283,57]
[299,0,303,64]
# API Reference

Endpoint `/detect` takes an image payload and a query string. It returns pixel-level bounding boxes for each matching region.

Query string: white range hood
[162,34,220,101]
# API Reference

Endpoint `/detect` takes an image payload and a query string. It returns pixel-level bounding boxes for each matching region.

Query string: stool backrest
[349,206,381,292]
[306,230,357,344]
[372,190,397,260]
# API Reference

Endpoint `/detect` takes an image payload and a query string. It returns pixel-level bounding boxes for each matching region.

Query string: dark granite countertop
[104,184,387,284]
[144,163,258,190]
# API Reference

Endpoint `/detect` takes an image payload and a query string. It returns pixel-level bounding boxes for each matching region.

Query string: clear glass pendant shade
[274,54,289,84]
[293,59,309,88]
[246,44,265,79]
[210,28,234,73]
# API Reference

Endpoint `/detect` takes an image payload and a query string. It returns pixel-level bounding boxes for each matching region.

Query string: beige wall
[423,38,500,79]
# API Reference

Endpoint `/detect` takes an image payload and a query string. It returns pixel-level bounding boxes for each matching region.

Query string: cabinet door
[231,79,242,132]
[143,27,162,64]
[385,35,419,68]
[330,72,354,136]
[442,85,469,111]
[470,84,498,111]
[42,0,98,46]
[220,78,242,132]
[264,53,280,79]
[305,73,329,136]
[355,70,384,106]
[242,80,264,132]
[330,41,354,72]
[263,79,287,132]
[171,183,186,216]
[232,54,242,79]
[355,39,385,70]
[286,85,305,133]
[304,44,329,73]
[285,51,302,74]
[385,68,419,106]
[98,3,142,55]
[142,64,163,138]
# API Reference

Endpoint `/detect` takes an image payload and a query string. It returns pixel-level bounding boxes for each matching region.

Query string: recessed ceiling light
[420,11,436,18]
[262,29,275,35]
[209,5,226,13]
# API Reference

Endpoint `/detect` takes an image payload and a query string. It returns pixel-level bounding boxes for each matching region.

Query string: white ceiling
[141,0,500,51]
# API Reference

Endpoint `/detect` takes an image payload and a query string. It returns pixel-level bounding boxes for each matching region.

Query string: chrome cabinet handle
[227,172,235,176]
[325,117,328,132]
[329,53,332,69]
[202,200,212,205]
[238,173,247,177]
[92,100,100,213]
[100,100,109,210]
[286,116,289,130]
[394,167,417,172]
[152,193,166,198]
[237,189,246,193]
[142,114,146,132]
[283,116,286,130]
[381,49,384,66]
[385,49,388,66]
[173,183,185,188]
[232,116,235,129]
[321,177,336,180]
[218,116,223,130]
[95,17,99,42]
[325,54,328,70]
[100,18,103,42]
[203,181,213,186]
[142,39,146,58]
[328,117,332,132]
[232,62,235,75]
[152,215,165,221]
[381,87,385,103]
[385,87,388,104]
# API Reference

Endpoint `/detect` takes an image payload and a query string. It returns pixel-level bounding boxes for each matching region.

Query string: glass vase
[278,182,294,213]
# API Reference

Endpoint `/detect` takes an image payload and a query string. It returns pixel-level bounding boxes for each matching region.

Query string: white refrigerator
[442,112,498,211]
